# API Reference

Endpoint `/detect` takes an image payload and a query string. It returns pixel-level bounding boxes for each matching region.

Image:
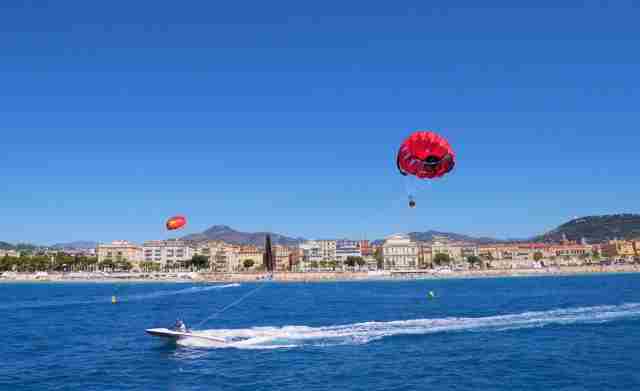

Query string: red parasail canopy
[166,216,187,231]
[397,131,456,179]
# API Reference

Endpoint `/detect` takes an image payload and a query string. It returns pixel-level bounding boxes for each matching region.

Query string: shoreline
[2,265,640,283]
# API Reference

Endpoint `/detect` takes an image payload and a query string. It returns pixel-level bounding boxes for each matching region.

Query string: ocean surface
[2,274,640,390]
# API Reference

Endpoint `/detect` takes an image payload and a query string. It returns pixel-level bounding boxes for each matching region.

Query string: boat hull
[145,328,225,342]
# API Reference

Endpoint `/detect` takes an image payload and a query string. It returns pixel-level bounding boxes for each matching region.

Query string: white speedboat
[145,327,226,342]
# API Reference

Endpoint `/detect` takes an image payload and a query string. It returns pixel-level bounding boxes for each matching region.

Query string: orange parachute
[166,216,187,231]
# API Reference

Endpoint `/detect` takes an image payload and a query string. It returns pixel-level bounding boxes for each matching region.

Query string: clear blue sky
[1,1,639,244]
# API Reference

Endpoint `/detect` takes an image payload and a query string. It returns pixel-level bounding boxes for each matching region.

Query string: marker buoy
[112,295,117,304]
[428,291,436,299]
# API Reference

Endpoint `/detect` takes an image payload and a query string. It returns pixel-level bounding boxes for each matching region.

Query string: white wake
[178,302,640,350]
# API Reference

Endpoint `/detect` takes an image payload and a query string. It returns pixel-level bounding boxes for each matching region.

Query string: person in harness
[174,319,189,333]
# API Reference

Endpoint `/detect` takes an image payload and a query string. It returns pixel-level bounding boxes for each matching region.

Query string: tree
[328,260,338,271]
[243,259,255,270]
[189,255,210,270]
[344,256,361,270]
[116,260,133,271]
[140,262,160,272]
[481,252,494,262]
[466,255,482,268]
[53,252,74,271]
[433,253,452,266]
[356,257,366,269]
[99,259,115,272]
[533,252,544,262]
[374,247,384,270]
[310,261,319,270]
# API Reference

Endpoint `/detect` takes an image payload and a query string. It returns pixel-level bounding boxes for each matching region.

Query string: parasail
[397,131,455,179]
[166,215,187,231]
[396,131,455,208]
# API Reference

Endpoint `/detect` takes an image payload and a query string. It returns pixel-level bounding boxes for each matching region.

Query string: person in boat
[174,319,188,333]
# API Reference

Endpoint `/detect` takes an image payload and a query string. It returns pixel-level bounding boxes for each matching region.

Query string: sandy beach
[2,265,639,283]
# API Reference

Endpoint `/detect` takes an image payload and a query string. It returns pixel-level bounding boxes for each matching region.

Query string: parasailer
[166,215,187,231]
[397,131,455,207]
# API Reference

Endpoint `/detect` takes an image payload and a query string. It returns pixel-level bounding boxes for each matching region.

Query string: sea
[2,274,640,390]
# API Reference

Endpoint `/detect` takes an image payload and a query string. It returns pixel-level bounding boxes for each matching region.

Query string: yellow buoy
[112,295,117,304]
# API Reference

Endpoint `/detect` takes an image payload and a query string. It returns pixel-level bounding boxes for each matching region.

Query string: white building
[317,240,337,262]
[299,241,323,263]
[142,239,194,266]
[431,235,451,258]
[383,234,418,270]
[335,240,362,265]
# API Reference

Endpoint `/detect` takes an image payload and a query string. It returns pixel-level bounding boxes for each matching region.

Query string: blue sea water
[2,274,640,390]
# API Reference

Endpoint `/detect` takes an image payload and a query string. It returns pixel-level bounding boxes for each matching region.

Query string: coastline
[2,265,639,283]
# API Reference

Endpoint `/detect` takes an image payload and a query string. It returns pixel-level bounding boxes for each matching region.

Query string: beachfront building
[318,240,337,262]
[192,241,240,272]
[300,241,322,262]
[335,240,362,266]
[363,255,379,270]
[238,245,263,271]
[549,243,592,258]
[431,235,451,259]
[289,247,303,271]
[96,240,143,264]
[602,240,637,260]
[477,242,598,268]
[383,234,419,270]
[417,243,433,268]
[0,249,19,258]
[142,239,194,267]
[274,245,292,271]
[219,244,241,272]
[298,240,323,271]
[359,240,372,256]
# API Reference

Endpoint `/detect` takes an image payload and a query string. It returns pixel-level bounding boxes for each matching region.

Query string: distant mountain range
[183,226,506,246]
[533,214,640,243]
[51,241,98,250]
[182,225,305,246]
[0,242,38,251]
[407,231,505,244]
[184,214,640,247]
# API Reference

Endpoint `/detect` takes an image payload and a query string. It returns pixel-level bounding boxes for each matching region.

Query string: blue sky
[1,1,639,244]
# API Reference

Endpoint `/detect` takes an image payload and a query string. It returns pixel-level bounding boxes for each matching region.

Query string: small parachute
[166,216,187,231]
[396,131,455,207]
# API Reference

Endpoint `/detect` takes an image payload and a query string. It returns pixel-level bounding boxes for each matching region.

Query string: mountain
[0,242,38,251]
[51,241,98,250]
[534,214,640,243]
[408,231,504,244]
[370,231,503,245]
[183,225,304,246]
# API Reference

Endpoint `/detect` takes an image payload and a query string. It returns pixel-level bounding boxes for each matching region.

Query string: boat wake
[123,283,240,302]
[178,302,640,350]
[0,283,240,311]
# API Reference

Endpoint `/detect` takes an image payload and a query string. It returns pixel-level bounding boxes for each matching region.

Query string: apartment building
[383,234,418,270]
[142,239,194,266]
[96,240,142,264]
